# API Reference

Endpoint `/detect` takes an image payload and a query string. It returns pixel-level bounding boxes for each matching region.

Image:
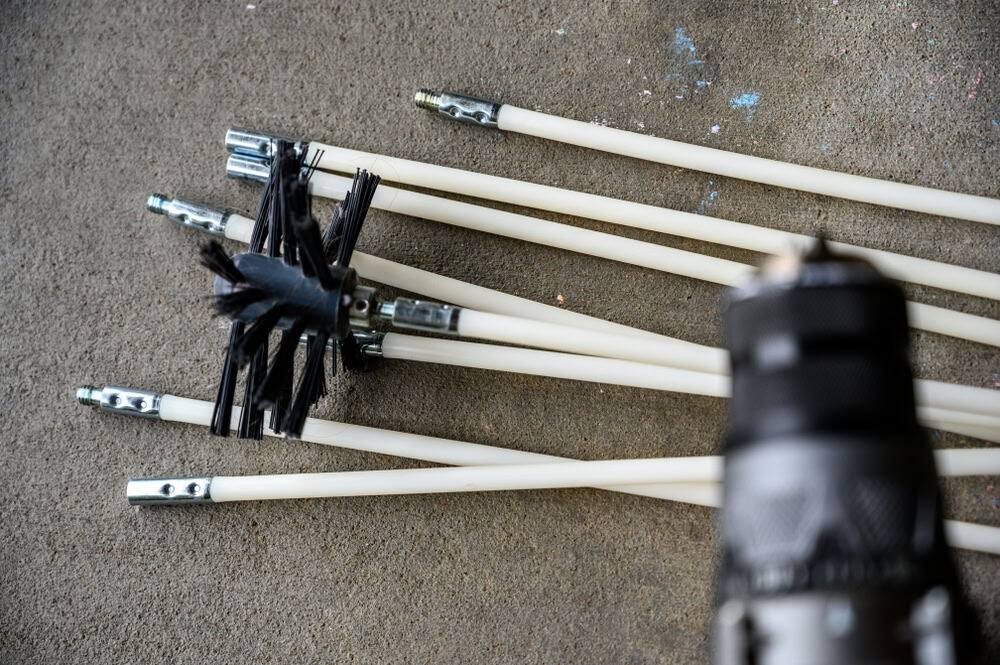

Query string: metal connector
[127,477,213,505]
[227,153,272,183]
[77,385,162,419]
[414,89,501,128]
[381,298,461,334]
[147,194,230,236]
[351,329,385,357]
[298,329,384,357]
[225,127,305,160]
[347,285,376,328]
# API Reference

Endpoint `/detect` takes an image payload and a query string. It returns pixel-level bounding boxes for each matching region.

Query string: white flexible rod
[270,141,1000,300]
[84,388,997,554]
[136,465,1000,555]
[215,211,1000,420]
[310,169,1000,347]
[218,459,724,499]
[379,333,1000,439]
[222,214,706,348]
[142,391,717,506]
[415,91,1000,226]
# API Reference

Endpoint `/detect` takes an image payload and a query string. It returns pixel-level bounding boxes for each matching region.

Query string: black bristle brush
[206,140,296,437]
[201,166,379,438]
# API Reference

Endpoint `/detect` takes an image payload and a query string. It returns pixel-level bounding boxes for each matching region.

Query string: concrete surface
[2,1,998,662]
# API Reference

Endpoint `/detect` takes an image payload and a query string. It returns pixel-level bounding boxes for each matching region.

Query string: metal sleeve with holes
[127,477,213,505]
[76,386,162,419]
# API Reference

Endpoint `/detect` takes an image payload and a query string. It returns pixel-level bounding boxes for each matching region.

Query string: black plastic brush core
[214,252,357,340]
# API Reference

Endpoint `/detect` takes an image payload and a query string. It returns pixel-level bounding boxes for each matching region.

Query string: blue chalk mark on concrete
[672,28,696,55]
[665,27,713,99]
[820,144,830,152]
[729,91,761,119]
[695,179,720,215]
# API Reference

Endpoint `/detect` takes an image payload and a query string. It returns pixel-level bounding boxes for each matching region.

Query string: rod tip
[147,193,169,215]
[77,385,102,406]
[414,89,442,111]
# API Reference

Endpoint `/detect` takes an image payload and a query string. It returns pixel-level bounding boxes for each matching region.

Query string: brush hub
[217,252,357,339]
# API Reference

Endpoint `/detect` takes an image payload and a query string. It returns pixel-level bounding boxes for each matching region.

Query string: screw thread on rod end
[77,386,102,406]
[147,193,169,215]
[414,89,443,111]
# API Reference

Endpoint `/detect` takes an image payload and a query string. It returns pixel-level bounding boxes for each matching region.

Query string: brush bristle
[290,192,336,290]
[281,331,330,438]
[204,154,379,439]
[199,241,246,284]
[212,287,267,319]
[322,198,348,263]
[333,170,380,267]
[210,322,244,437]
[237,346,267,439]
[255,321,306,410]
[232,305,286,366]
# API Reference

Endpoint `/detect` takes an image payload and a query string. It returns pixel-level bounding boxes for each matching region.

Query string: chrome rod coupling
[226,153,272,183]
[147,195,230,236]
[127,477,213,505]
[225,127,306,160]
[77,385,162,419]
[383,298,461,334]
[414,90,501,128]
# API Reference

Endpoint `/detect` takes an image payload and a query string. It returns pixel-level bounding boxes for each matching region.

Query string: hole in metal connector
[353,300,369,313]
[447,106,460,117]
[160,484,175,496]
[109,394,121,406]
[187,482,200,495]
[474,112,488,124]
[137,400,147,410]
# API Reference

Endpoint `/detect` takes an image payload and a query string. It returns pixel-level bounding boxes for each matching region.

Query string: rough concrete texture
[1,1,998,662]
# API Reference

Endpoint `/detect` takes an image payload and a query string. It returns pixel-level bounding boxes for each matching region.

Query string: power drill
[712,242,975,664]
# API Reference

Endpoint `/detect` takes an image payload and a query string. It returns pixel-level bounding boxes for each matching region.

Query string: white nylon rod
[302,142,1000,299]
[156,394,998,553]
[380,333,999,438]
[209,457,723,501]
[224,212,1000,421]
[158,394,719,506]
[914,380,1000,417]
[381,332,730,398]
[496,105,1000,227]
[308,170,1000,347]
[455,308,725,373]
[916,409,1000,441]
[450,310,1000,429]
[308,171,753,285]
[943,522,1000,555]
[456,309,1000,416]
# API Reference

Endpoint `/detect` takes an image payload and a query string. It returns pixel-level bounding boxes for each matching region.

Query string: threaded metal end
[147,193,169,214]
[414,89,442,111]
[77,385,102,406]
